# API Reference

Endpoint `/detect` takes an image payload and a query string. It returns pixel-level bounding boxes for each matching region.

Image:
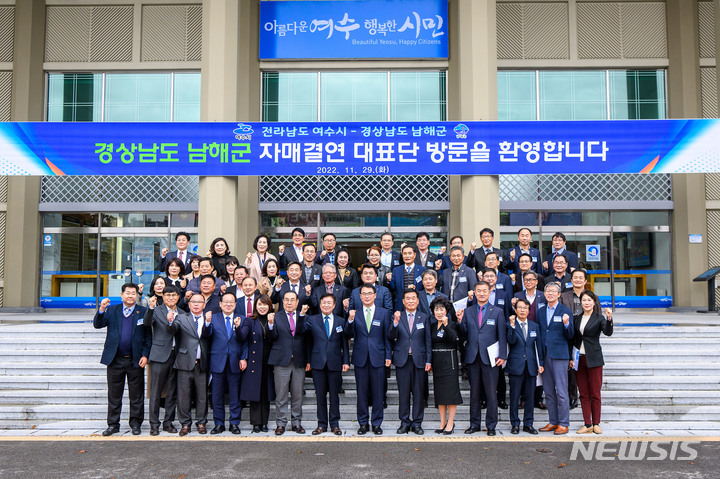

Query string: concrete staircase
[1,321,719,433]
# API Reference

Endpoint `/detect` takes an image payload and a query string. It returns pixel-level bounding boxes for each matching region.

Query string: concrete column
[3,0,45,309]
[447,0,500,247]
[199,0,261,254]
[665,0,701,119]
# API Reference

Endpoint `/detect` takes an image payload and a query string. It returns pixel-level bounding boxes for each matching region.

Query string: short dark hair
[381,232,394,241]
[291,227,305,237]
[198,256,213,267]
[235,265,249,275]
[572,268,588,280]
[162,285,180,295]
[199,274,216,284]
[175,231,191,242]
[481,268,497,277]
[359,263,378,275]
[165,257,186,277]
[242,276,258,287]
[401,244,415,253]
[221,291,236,303]
[552,232,567,242]
[262,258,279,277]
[319,292,336,304]
[121,282,139,294]
[253,234,271,251]
[286,261,302,270]
[429,296,455,319]
[518,227,532,236]
[518,253,533,263]
[485,251,499,261]
[360,283,376,293]
[515,298,531,309]
[402,288,419,299]
[302,243,316,252]
[415,232,429,241]
[450,245,464,254]
[475,280,490,290]
[450,235,463,244]
[553,253,568,264]
[480,227,495,237]
[322,232,336,241]
[209,237,231,256]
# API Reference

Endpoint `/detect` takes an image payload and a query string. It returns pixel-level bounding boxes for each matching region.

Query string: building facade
[0,0,718,309]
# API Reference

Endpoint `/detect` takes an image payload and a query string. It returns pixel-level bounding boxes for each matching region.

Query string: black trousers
[249,364,272,426]
[312,367,342,428]
[468,355,499,429]
[396,358,427,428]
[106,355,145,428]
[509,370,536,427]
[480,366,507,402]
[149,351,177,427]
[176,362,207,426]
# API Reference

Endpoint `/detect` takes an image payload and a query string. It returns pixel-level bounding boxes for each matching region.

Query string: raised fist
[148,296,157,309]
[348,310,356,321]
[301,304,309,316]
[99,298,111,312]
[205,311,212,322]
[161,247,168,258]
[268,313,275,325]
[470,242,477,251]
[278,245,285,254]
[393,311,401,325]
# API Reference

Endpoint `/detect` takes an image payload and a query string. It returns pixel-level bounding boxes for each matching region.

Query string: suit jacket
[388,264,426,311]
[159,249,195,274]
[300,263,324,289]
[545,272,573,293]
[235,293,259,317]
[271,281,311,310]
[468,288,512,320]
[439,264,477,302]
[379,250,401,269]
[417,290,448,318]
[544,249,579,275]
[440,251,471,270]
[202,312,248,374]
[143,304,184,363]
[187,276,225,295]
[310,283,349,318]
[388,310,432,368]
[572,312,613,368]
[414,249,441,270]
[468,247,508,274]
[506,319,544,376]
[302,314,349,370]
[458,303,507,366]
[508,246,542,275]
[513,272,546,294]
[496,272,513,297]
[94,304,151,367]
[243,251,277,284]
[168,312,210,372]
[335,267,360,291]
[346,306,392,368]
[348,285,393,312]
[202,294,221,316]
[314,248,341,266]
[279,245,303,270]
[560,289,600,317]
[513,290,547,324]
[536,302,574,360]
[268,309,309,368]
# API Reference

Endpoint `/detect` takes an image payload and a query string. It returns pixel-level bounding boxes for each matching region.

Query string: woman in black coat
[238,294,276,433]
[335,248,360,291]
[571,290,613,435]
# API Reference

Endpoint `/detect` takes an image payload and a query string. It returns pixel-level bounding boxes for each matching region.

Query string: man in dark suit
[186,257,225,295]
[457,281,507,436]
[417,270,448,317]
[159,231,195,273]
[310,264,349,317]
[482,251,513,295]
[346,284,392,435]
[379,232,401,270]
[543,232,579,275]
[347,263,393,312]
[413,232,443,271]
[315,232,340,266]
[440,235,471,269]
[481,269,512,321]
[300,243,323,291]
[506,299,544,435]
[203,292,247,434]
[278,227,305,270]
[197,274,221,315]
[512,253,546,294]
[93,283,150,436]
[439,246,477,303]
[468,228,507,274]
[168,293,210,435]
[303,293,350,435]
[143,285,183,435]
[268,292,310,435]
[536,283,574,435]
[271,262,311,310]
[235,276,259,317]
[507,228,542,275]
[544,254,573,293]
[389,245,426,311]
[389,289,432,435]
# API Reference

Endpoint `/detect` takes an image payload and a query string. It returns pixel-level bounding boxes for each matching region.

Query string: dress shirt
[381,250,393,268]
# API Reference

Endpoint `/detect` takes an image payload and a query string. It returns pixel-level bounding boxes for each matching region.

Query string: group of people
[94,227,613,437]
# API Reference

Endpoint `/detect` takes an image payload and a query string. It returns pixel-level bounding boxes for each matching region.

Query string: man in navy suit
[388,245,426,311]
[457,281,507,436]
[379,232,401,270]
[346,284,392,435]
[506,299,545,435]
[468,228,508,274]
[413,232,443,271]
[303,293,350,435]
[93,283,150,436]
[544,254,573,293]
[315,232,340,266]
[271,262,310,310]
[507,228,542,275]
[300,243,323,291]
[197,275,221,315]
[417,270,448,317]
[202,292,247,435]
[278,227,305,270]
[347,263,393,312]
[536,283,574,435]
[268,291,310,435]
[439,235,471,270]
[310,264,349,317]
[159,231,195,273]
[542,232,578,275]
[235,276,258,317]
[389,289,432,435]
[484,252,513,297]
[439,246,477,303]
[478,268,511,410]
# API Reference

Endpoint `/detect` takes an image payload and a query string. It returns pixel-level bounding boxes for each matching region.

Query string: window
[262,71,447,122]
[47,72,201,122]
[498,70,666,121]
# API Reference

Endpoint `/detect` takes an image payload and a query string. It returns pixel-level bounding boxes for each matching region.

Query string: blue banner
[259,0,448,59]
[4,119,720,176]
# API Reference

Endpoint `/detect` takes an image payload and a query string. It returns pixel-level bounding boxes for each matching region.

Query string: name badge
[459,276,467,283]
[393,260,400,265]
[416,322,425,329]
[415,276,422,283]
[425,262,433,268]
[496,284,504,289]
[553,316,562,322]
[336,326,343,333]
[565,282,572,288]
[313,274,320,281]
[487,319,496,326]
[530,331,537,338]
[437,330,445,338]
[532,257,538,262]
[498,256,503,261]
[372,320,381,327]
[537,302,545,308]
[136,319,144,326]
[498,299,505,305]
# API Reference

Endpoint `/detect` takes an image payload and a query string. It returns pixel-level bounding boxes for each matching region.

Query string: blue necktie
[324,315,330,338]
[123,307,131,317]
[225,316,232,338]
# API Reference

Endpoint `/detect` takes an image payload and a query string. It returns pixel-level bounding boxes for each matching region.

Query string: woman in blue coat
[239,294,276,433]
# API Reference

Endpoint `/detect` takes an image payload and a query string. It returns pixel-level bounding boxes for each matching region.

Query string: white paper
[453,297,468,313]
[487,341,509,369]
[572,346,580,371]
[535,347,543,386]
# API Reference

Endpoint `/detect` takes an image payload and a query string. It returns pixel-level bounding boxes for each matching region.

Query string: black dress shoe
[357,424,369,435]
[487,428,496,436]
[536,401,547,410]
[396,425,410,434]
[372,426,383,435]
[511,426,520,434]
[519,401,525,408]
[292,425,306,434]
[131,427,141,436]
[275,426,285,435]
[412,426,424,435]
[102,426,119,436]
[523,426,538,435]
[312,427,327,435]
[443,426,454,435]
[252,425,261,434]
[383,400,388,409]
[331,427,342,436]
[569,399,578,410]
[229,425,241,434]
[149,426,159,436]
[261,425,269,432]
[210,425,225,435]
[163,424,178,434]
[464,426,481,434]
[498,401,509,410]
[435,426,446,434]
[480,401,487,409]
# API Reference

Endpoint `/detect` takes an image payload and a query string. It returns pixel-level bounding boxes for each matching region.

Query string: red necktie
[247,297,252,316]
[478,306,483,328]
[178,251,183,263]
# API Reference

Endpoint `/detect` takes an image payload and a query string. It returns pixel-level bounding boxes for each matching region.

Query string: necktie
[408,313,414,331]
[247,297,252,316]
[478,305,483,328]
[291,284,297,294]
[326,284,332,293]
[521,321,527,340]
[288,312,295,336]
[225,316,232,338]
[406,266,412,275]
[450,269,459,300]
[365,308,372,331]
[123,307,131,317]
[179,251,183,263]
[194,315,200,333]
[324,315,330,338]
